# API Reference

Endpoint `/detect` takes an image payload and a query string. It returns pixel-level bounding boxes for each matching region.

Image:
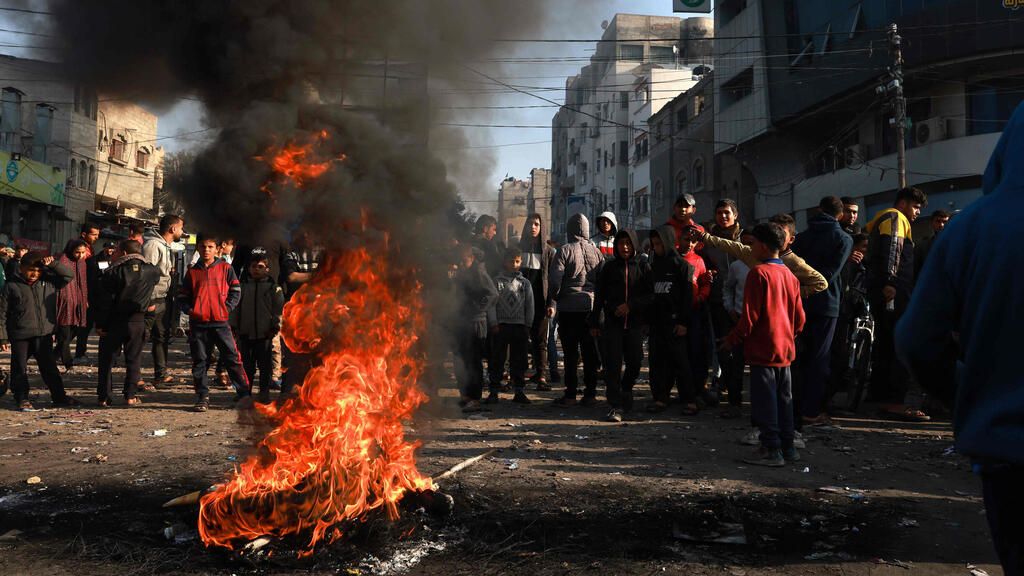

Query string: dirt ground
[0,335,1003,576]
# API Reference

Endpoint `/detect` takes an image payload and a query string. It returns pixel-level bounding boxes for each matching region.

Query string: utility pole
[888,23,907,189]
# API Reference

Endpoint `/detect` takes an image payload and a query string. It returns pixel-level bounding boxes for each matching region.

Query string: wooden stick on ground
[435,448,498,480]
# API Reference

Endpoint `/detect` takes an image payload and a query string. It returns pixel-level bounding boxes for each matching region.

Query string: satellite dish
[601,20,609,30]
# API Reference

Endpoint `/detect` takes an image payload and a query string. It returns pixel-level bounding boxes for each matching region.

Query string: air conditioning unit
[915,117,947,146]
[844,144,867,168]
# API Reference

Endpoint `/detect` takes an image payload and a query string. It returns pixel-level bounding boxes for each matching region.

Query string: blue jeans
[749,365,795,450]
[189,325,249,399]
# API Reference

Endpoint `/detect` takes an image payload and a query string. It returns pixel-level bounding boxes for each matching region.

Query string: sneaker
[552,396,577,407]
[606,408,623,423]
[52,396,81,407]
[461,399,482,413]
[580,395,599,407]
[744,446,785,467]
[17,398,34,412]
[193,397,210,412]
[740,427,761,446]
[512,390,532,404]
[484,390,500,404]
[793,430,806,449]
[782,447,801,462]
[536,381,552,392]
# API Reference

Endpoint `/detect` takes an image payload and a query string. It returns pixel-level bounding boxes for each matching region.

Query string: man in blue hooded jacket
[896,101,1024,576]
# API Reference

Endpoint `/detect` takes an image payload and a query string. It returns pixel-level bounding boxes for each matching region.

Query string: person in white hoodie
[592,211,618,261]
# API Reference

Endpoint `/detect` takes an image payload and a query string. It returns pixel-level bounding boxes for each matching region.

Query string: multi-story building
[550,13,713,240]
[649,71,716,226]
[714,0,1024,232]
[497,176,530,247]
[0,55,162,251]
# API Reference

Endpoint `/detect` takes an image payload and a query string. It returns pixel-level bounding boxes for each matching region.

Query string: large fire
[198,138,433,554]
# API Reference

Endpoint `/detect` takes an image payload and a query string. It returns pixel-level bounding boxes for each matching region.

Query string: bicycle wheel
[848,336,872,411]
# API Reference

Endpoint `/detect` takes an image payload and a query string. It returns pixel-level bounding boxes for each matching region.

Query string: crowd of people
[0,215,319,413]
[450,187,944,467]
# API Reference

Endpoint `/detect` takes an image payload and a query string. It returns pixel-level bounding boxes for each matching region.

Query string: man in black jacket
[0,252,78,411]
[791,196,853,425]
[94,240,160,406]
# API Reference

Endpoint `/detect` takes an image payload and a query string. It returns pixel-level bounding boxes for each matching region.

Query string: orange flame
[255,132,345,198]
[199,144,431,554]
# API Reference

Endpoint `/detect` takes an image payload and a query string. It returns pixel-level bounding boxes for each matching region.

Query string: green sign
[673,0,712,12]
[0,150,65,206]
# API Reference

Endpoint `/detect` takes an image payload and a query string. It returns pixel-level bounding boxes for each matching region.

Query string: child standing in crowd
[519,214,554,391]
[0,252,79,411]
[677,230,715,408]
[646,226,694,414]
[178,235,250,412]
[55,239,90,374]
[592,212,618,261]
[487,247,534,405]
[590,229,650,422]
[720,229,754,416]
[453,243,497,413]
[722,223,805,467]
[230,253,285,404]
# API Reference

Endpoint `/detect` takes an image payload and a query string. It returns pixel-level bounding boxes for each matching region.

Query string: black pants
[649,327,692,403]
[868,294,910,404]
[557,311,599,399]
[794,315,838,421]
[144,300,170,380]
[76,312,92,358]
[689,306,711,392]
[711,305,745,406]
[189,325,249,399]
[98,320,145,401]
[10,336,67,403]
[54,325,84,370]
[750,365,795,450]
[489,324,529,391]
[601,326,643,410]
[982,466,1024,575]
[528,311,549,381]
[455,323,486,400]
[240,337,274,394]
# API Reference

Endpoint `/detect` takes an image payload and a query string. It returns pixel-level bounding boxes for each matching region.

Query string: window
[651,46,675,64]
[618,44,643,61]
[110,137,127,163]
[676,107,687,131]
[580,123,587,144]
[654,180,665,210]
[89,164,96,192]
[676,170,687,195]
[136,148,150,171]
[595,149,600,174]
[619,187,628,211]
[78,160,87,189]
[1,87,23,153]
[610,143,615,167]
[721,67,754,109]
[32,104,54,163]
[581,162,588,184]
[69,159,76,187]
[694,94,706,117]
[619,91,629,110]
[692,157,705,191]
[619,140,628,164]
[635,187,649,216]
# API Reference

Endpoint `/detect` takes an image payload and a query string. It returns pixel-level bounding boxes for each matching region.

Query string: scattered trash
[151,429,168,437]
[800,518,812,527]
[503,422,521,428]
[804,552,832,560]
[243,536,273,553]
[608,471,623,475]
[873,558,912,569]
[163,523,197,543]
[70,447,89,454]
[184,431,212,438]
[942,446,956,456]
[967,564,989,576]
[507,461,518,471]
[574,435,589,440]
[91,454,108,463]
[25,476,41,484]
[227,456,238,461]
[801,467,810,473]
[672,522,747,545]
[0,529,22,541]
[81,429,107,434]
[898,518,919,528]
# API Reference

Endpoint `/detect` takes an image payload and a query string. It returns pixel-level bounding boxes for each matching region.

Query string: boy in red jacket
[679,231,715,408]
[722,223,805,466]
[179,235,250,412]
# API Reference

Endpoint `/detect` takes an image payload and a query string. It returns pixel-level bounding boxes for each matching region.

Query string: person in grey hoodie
[454,243,498,413]
[547,213,604,406]
[142,214,183,388]
[486,247,535,405]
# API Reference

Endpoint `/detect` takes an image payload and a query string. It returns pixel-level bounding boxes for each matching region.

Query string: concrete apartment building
[0,55,162,251]
[713,0,1024,232]
[550,14,713,240]
[497,176,530,247]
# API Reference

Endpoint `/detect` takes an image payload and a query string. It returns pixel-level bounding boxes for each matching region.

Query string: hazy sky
[0,0,702,212]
